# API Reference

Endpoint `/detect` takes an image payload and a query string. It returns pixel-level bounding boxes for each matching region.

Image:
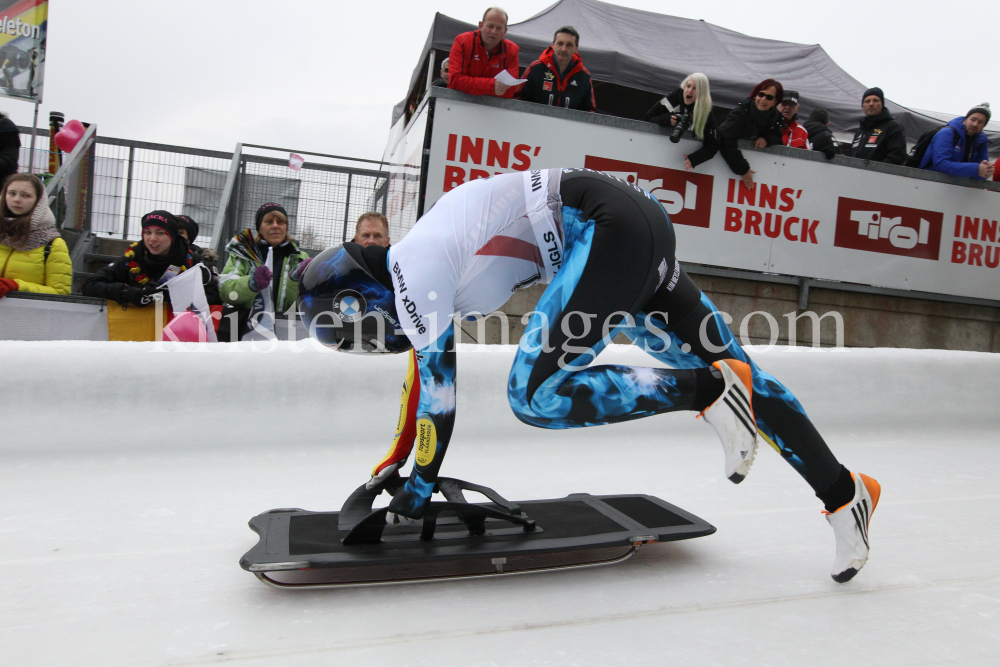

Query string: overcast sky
[7,0,997,161]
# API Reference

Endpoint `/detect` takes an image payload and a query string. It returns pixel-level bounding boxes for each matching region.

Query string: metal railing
[19,128,392,266]
[19,126,235,247]
[209,144,390,264]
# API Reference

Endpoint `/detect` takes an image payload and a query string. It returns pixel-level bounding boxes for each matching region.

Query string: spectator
[353,212,390,248]
[849,87,906,165]
[448,7,520,99]
[717,79,785,188]
[919,103,994,180]
[0,173,71,298]
[779,91,810,149]
[0,111,20,188]
[218,203,310,341]
[518,26,595,112]
[431,58,449,88]
[644,73,719,171]
[82,210,193,307]
[175,214,220,273]
[803,108,838,160]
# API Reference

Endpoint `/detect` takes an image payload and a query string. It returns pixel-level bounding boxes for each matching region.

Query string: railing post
[341,173,353,243]
[121,145,134,239]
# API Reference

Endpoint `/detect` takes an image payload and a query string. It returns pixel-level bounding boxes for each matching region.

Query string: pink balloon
[54,119,86,154]
[163,311,207,343]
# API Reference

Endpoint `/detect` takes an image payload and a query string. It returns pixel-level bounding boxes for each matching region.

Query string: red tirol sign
[833,197,943,260]
[584,156,714,228]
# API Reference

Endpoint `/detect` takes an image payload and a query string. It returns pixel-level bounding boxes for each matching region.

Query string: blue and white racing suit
[378,168,841,516]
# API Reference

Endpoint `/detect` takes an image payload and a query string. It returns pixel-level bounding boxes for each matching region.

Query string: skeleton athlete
[299,168,881,582]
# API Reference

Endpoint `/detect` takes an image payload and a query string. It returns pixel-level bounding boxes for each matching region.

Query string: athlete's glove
[0,277,18,298]
[366,459,403,490]
[289,257,312,282]
[248,265,272,292]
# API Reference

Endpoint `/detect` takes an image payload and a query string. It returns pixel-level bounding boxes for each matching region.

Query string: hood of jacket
[803,120,831,136]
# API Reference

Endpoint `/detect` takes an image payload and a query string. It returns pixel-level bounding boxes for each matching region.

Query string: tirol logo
[584,156,713,228]
[333,290,366,322]
[833,197,942,260]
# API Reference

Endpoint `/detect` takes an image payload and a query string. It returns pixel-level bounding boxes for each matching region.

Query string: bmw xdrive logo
[333,290,366,322]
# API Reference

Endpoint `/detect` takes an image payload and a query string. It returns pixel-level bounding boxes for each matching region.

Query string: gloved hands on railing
[119,284,164,307]
[289,257,312,282]
[0,277,19,298]
[248,265,272,292]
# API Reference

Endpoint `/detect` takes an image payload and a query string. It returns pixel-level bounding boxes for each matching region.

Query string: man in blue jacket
[920,103,994,180]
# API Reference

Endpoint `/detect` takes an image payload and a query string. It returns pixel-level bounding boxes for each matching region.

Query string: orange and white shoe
[698,359,758,484]
[825,472,881,583]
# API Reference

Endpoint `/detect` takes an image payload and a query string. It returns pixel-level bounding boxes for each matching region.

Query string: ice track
[1,341,998,666]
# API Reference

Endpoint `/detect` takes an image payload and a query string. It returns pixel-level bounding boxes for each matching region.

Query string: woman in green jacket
[0,173,72,298]
[218,202,311,341]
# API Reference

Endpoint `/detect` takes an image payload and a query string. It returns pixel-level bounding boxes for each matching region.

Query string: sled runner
[240,476,716,589]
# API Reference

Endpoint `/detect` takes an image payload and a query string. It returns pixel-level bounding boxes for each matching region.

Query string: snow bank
[1,341,996,454]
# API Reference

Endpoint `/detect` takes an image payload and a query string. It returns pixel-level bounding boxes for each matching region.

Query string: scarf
[0,198,60,252]
[125,240,192,286]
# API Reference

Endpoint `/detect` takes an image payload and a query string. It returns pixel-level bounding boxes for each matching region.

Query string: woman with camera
[717,79,786,188]
[644,73,718,171]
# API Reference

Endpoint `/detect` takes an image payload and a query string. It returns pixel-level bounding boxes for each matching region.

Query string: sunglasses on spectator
[756,92,776,101]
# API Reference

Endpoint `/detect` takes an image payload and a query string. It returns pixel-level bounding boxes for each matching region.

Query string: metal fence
[17,129,391,253]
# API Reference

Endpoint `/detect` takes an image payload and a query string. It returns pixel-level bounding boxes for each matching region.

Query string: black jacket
[643,88,720,168]
[716,99,785,176]
[804,120,837,159]
[0,116,20,187]
[849,108,907,165]
[518,48,595,112]
[83,243,220,306]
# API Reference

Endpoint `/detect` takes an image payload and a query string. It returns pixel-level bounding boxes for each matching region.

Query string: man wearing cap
[218,203,310,341]
[779,91,810,149]
[448,7,521,98]
[919,103,994,180]
[849,87,907,164]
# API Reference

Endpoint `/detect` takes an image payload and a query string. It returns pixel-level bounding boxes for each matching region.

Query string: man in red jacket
[448,7,521,98]
[780,91,811,149]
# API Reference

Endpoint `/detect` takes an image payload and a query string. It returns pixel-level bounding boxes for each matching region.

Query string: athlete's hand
[289,257,312,282]
[366,460,403,490]
[740,170,756,189]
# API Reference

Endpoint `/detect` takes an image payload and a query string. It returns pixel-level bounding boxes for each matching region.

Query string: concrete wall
[456,275,1000,353]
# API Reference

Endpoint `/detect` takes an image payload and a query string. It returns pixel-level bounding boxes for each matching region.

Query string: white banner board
[424,98,1000,301]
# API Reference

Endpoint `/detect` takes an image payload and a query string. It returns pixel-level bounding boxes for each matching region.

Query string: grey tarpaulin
[395,0,998,152]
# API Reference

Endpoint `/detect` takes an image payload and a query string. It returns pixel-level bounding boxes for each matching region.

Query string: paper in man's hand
[494,70,528,86]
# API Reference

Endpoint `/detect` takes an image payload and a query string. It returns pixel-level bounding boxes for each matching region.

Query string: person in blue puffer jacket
[920,103,994,180]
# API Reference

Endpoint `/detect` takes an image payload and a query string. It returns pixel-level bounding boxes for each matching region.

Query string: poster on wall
[0,0,47,103]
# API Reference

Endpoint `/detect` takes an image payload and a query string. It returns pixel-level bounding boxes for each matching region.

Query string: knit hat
[255,203,287,232]
[862,87,884,106]
[966,103,991,123]
[141,210,180,243]
[175,214,199,241]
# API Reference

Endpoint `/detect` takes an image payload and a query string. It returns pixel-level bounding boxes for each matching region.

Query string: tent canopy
[396,0,997,150]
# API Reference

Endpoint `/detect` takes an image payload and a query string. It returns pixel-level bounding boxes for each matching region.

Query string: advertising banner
[0,0,46,102]
[425,98,1000,302]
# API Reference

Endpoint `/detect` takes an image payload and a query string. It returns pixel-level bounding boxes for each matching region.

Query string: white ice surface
[1,341,998,666]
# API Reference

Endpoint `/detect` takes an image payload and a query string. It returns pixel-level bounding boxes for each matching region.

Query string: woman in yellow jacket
[0,173,71,297]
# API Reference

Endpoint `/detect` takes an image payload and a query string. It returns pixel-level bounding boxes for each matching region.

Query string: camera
[669,111,693,144]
